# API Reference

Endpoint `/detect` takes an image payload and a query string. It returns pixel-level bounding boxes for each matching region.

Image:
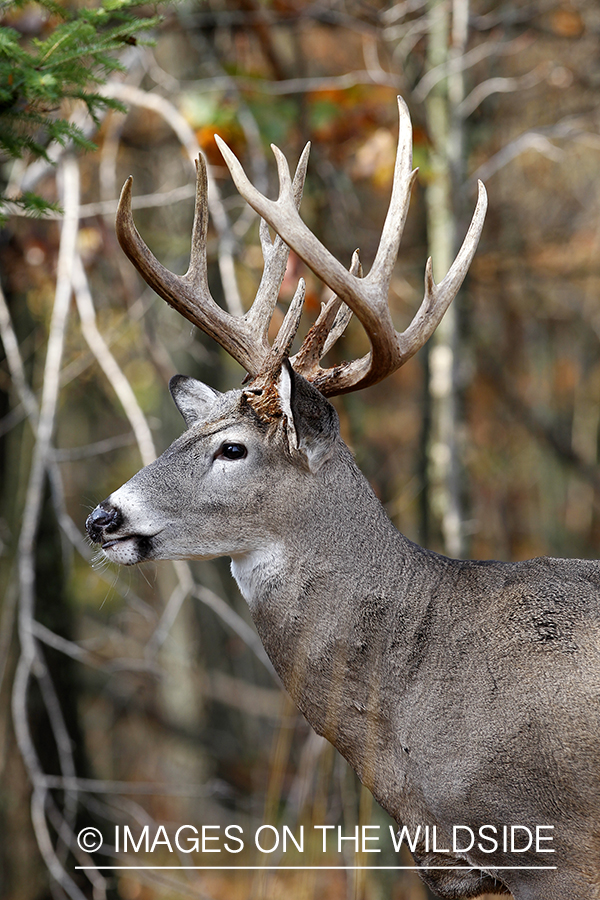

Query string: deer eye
[216,442,248,461]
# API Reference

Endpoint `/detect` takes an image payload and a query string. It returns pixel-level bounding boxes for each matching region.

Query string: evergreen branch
[0,0,168,217]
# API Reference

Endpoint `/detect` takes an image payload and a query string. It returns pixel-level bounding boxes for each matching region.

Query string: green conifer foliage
[0,0,163,218]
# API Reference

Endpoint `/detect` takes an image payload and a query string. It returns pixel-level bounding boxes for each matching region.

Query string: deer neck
[230,442,448,797]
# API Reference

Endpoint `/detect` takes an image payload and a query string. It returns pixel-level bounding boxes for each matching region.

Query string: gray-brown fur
[86,367,600,900]
[87,95,599,900]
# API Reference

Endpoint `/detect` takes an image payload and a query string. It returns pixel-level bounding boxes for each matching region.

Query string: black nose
[86,504,121,543]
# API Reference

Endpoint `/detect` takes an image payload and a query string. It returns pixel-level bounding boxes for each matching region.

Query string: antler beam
[215,96,487,396]
[116,150,310,379]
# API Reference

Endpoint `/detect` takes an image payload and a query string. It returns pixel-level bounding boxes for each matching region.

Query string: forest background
[1,0,599,898]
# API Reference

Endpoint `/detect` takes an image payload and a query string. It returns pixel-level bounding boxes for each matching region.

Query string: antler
[115,148,311,379]
[116,96,486,398]
[215,95,487,396]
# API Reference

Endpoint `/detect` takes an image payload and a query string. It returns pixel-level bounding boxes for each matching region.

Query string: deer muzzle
[86,503,123,544]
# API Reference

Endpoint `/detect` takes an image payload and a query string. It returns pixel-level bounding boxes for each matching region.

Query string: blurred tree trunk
[424,0,470,558]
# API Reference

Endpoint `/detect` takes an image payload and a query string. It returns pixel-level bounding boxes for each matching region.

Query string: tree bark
[424,0,470,558]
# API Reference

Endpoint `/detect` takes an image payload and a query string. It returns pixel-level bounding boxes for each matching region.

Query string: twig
[45,794,108,899]
[41,775,219,796]
[380,0,428,25]
[383,12,430,44]
[362,34,399,87]
[470,131,564,185]
[172,560,275,675]
[413,36,532,103]
[0,281,39,424]
[144,579,189,656]
[458,64,549,118]
[31,621,161,676]
[100,82,244,317]
[3,183,198,221]
[469,113,600,186]
[51,432,137,461]
[30,787,89,900]
[73,253,156,466]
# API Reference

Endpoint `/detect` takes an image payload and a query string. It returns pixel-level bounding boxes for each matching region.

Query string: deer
[86,97,600,900]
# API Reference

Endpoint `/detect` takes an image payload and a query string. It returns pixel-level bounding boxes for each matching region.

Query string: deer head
[86,363,342,566]
[86,96,486,566]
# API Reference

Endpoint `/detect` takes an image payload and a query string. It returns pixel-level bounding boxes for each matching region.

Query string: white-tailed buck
[86,98,600,900]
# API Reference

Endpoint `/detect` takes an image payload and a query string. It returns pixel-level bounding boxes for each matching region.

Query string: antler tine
[292,250,360,380]
[396,180,488,362]
[216,100,488,396]
[215,132,371,325]
[247,142,311,343]
[262,278,306,377]
[216,132,401,389]
[116,151,315,380]
[116,160,271,376]
[187,155,210,289]
[366,96,417,293]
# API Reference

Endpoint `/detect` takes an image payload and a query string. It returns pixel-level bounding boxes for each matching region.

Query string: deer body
[88,370,600,899]
[85,98,600,897]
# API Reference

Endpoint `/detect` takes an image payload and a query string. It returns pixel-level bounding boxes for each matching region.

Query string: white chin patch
[102,537,144,566]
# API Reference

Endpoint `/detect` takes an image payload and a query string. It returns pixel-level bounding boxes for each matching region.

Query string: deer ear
[169,375,222,427]
[281,362,339,472]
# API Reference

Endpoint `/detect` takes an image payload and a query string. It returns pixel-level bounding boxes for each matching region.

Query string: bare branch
[31,788,89,900]
[41,775,218,796]
[470,131,564,185]
[72,253,156,467]
[51,433,136,461]
[380,0,428,25]
[100,82,244,318]
[0,281,39,424]
[458,64,549,118]
[174,561,275,674]
[5,184,199,221]
[412,36,532,104]
[10,157,96,900]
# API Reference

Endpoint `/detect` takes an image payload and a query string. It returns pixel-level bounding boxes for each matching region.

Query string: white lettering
[283,825,304,853]
[338,826,359,853]
[389,824,421,853]
[535,825,555,853]
[511,826,533,853]
[150,825,173,854]
[314,825,335,852]
[224,825,244,853]
[453,826,474,853]
[477,825,498,854]
[175,825,199,854]
[255,825,279,853]
[362,825,381,852]
[123,825,149,854]
[202,825,221,852]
